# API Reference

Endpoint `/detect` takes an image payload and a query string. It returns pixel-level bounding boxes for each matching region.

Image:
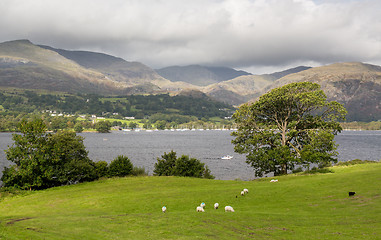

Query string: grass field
[0,163,380,239]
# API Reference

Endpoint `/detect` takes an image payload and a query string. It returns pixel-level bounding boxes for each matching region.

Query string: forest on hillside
[0,90,236,131]
[0,90,234,118]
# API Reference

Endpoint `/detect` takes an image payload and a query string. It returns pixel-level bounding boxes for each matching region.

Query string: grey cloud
[1,0,381,73]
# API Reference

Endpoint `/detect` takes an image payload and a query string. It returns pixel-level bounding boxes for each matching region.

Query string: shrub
[292,167,303,173]
[153,150,177,176]
[94,161,109,178]
[131,166,148,176]
[172,155,205,178]
[108,155,133,177]
[74,122,84,133]
[153,151,214,179]
[202,166,215,179]
[335,159,379,166]
[303,168,334,174]
[318,161,333,169]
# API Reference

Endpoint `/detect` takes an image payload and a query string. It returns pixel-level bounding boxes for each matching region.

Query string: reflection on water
[0,130,380,180]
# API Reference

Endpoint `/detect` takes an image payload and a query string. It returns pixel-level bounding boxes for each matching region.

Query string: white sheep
[196,206,205,212]
[162,206,167,213]
[243,188,249,194]
[225,206,235,212]
[270,179,278,182]
[214,203,219,209]
[200,202,206,208]
[241,190,245,196]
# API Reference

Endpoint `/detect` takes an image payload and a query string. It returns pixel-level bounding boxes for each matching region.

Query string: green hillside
[1,163,380,239]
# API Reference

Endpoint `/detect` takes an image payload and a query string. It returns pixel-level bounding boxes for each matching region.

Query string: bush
[303,167,334,174]
[74,122,84,133]
[94,161,109,178]
[292,167,303,173]
[335,159,379,166]
[318,161,333,169]
[131,166,148,176]
[153,150,177,176]
[153,151,214,179]
[202,166,215,179]
[108,155,133,177]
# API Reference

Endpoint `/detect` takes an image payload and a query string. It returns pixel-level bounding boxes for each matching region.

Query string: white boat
[221,155,233,160]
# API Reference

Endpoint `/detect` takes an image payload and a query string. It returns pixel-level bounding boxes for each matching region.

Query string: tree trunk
[281,163,287,175]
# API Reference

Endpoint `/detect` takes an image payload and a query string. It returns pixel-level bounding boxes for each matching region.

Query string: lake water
[0,130,380,180]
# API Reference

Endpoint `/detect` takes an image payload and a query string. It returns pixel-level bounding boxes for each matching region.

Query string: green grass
[1,163,380,239]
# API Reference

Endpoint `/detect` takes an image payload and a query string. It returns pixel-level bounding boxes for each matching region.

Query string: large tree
[232,82,347,177]
[1,118,97,189]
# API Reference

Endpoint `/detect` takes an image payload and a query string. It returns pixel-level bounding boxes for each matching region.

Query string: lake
[0,130,380,180]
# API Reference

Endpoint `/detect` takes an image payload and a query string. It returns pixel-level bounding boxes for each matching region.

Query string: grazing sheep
[196,206,205,212]
[241,191,245,196]
[243,188,249,194]
[214,203,219,209]
[225,206,235,212]
[349,191,356,197]
[200,202,206,208]
[162,206,167,213]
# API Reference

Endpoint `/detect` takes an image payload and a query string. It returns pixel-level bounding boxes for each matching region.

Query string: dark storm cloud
[1,0,380,73]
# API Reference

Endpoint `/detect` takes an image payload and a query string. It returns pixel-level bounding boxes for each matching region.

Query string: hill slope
[0,40,173,95]
[39,45,166,86]
[203,66,311,105]
[0,40,126,94]
[1,163,380,239]
[156,65,251,86]
[260,62,381,121]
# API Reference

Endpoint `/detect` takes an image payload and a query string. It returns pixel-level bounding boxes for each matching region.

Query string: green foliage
[153,150,177,176]
[49,117,67,132]
[95,121,111,133]
[130,166,148,176]
[108,155,133,177]
[128,121,137,129]
[94,161,109,178]
[335,159,379,166]
[1,119,97,190]
[74,122,84,133]
[155,120,167,130]
[232,82,347,177]
[0,90,234,121]
[153,151,214,179]
[302,167,334,174]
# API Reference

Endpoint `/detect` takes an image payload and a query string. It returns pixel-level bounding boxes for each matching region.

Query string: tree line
[1,119,214,190]
[0,91,234,119]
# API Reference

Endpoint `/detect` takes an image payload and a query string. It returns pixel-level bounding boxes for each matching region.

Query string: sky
[1,0,381,74]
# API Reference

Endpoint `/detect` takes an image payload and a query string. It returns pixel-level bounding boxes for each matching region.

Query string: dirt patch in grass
[7,217,34,225]
[26,227,42,232]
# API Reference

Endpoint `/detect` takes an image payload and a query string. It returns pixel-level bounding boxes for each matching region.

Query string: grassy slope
[0,163,380,239]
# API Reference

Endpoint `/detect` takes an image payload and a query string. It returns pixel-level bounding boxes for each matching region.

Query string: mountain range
[0,39,380,121]
[155,65,252,86]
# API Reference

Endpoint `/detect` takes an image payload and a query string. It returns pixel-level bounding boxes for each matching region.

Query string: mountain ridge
[1,39,380,121]
[155,65,252,86]
[256,62,381,121]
